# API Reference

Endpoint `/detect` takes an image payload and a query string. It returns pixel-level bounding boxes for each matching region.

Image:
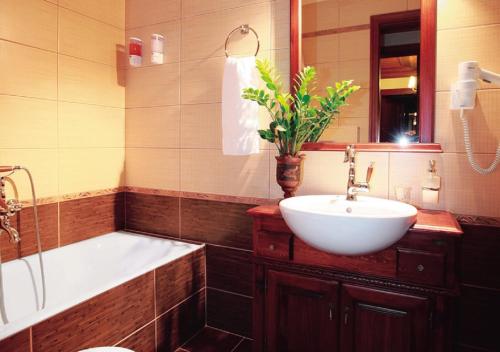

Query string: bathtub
[0,231,203,341]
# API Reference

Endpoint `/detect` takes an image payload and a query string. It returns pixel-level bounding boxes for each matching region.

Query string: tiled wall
[0,247,206,352]
[302,0,421,143]
[0,0,126,202]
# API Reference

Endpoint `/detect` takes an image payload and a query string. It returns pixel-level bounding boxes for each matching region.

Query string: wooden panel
[397,248,445,286]
[255,231,291,261]
[0,329,30,352]
[181,198,254,250]
[156,289,206,352]
[0,203,58,262]
[301,142,443,152]
[233,339,253,352]
[207,288,252,338]
[32,272,154,351]
[182,327,242,352]
[125,192,180,237]
[455,285,500,352]
[206,245,253,296]
[156,248,206,315]
[266,270,339,352]
[460,224,500,289]
[117,322,156,352]
[60,193,125,245]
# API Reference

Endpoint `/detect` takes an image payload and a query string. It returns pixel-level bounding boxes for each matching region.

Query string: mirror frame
[291,0,442,152]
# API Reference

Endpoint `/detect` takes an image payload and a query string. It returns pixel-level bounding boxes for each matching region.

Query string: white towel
[222,56,260,155]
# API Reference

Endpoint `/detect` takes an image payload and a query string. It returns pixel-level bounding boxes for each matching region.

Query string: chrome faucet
[0,172,22,243]
[344,145,375,201]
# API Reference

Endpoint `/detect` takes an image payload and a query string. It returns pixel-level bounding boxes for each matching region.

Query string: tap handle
[366,162,375,183]
[344,144,355,163]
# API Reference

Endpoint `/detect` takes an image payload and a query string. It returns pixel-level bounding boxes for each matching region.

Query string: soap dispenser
[422,160,441,205]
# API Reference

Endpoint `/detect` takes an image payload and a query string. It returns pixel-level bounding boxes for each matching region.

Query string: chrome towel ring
[224,24,260,57]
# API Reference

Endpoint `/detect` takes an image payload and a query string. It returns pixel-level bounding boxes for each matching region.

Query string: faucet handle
[366,162,375,183]
[344,144,355,163]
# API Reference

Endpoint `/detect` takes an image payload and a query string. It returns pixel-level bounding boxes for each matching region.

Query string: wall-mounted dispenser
[129,37,143,67]
[151,34,164,65]
[450,61,500,174]
[422,160,440,205]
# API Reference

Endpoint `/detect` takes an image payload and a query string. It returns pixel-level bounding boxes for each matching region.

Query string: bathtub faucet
[0,167,22,244]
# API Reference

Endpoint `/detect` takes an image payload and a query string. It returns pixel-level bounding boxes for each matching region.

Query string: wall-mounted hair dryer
[451,61,500,109]
[450,61,500,175]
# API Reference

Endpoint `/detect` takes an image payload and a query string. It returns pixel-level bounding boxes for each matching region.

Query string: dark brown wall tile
[180,198,254,250]
[117,321,156,352]
[234,339,253,352]
[182,327,242,352]
[206,245,253,296]
[60,193,125,245]
[32,271,154,351]
[126,193,180,237]
[156,248,206,315]
[0,329,30,352]
[207,288,252,338]
[0,203,58,262]
[157,289,206,352]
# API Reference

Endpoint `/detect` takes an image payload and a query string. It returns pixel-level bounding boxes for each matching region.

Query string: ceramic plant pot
[276,154,305,198]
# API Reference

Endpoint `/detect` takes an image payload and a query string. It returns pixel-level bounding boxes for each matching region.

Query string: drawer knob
[268,244,275,251]
[417,264,425,272]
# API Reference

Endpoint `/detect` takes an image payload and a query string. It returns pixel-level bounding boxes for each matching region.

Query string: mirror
[291,0,439,151]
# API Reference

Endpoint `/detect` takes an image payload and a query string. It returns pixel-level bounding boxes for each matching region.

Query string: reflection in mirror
[300,1,432,145]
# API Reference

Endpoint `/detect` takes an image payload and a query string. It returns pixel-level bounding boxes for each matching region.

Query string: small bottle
[151,34,164,65]
[129,37,143,67]
[422,160,441,205]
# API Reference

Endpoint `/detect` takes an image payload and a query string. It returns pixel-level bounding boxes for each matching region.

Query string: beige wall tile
[180,149,270,198]
[296,151,389,198]
[338,88,369,118]
[126,20,180,66]
[126,106,180,148]
[339,30,370,61]
[271,0,290,50]
[180,103,222,149]
[302,35,339,65]
[180,57,224,104]
[0,148,58,200]
[0,96,57,149]
[338,59,370,89]
[59,148,125,194]
[59,55,125,107]
[125,63,180,108]
[438,0,500,30]
[181,2,271,61]
[302,0,339,33]
[126,0,181,29]
[0,41,57,100]
[441,153,500,217]
[182,0,272,18]
[59,8,124,66]
[339,0,407,27]
[389,152,445,209]
[126,147,180,190]
[315,61,340,93]
[339,117,369,143]
[437,25,500,92]
[59,102,125,148]
[407,0,421,10]
[0,0,57,51]
[59,0,125,28]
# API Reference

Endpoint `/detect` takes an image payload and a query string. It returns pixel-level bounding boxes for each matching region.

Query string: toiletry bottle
[422,160,441,205]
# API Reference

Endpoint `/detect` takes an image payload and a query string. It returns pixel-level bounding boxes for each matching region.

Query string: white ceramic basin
[279,195,418,256]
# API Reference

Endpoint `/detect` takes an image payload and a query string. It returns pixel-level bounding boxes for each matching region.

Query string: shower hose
[459,109,500,175]
[0,166,46,324]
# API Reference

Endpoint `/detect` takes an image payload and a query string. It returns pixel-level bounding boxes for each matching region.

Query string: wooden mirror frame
[291,0,442,152]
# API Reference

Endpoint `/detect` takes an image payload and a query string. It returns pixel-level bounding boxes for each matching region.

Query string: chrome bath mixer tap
[344,145,375,201]
[0,167,22,243]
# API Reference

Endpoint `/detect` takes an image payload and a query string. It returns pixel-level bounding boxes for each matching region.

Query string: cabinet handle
[344,307,350,325]
[268,244,275,251]
[417,264,425,272]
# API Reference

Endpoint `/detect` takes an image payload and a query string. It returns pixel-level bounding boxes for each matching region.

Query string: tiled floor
[175,327,252,352]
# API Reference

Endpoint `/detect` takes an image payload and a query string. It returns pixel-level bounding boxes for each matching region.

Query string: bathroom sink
[279,195,418,256]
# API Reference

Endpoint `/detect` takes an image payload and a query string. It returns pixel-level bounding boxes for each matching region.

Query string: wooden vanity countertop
[247,205,463,236]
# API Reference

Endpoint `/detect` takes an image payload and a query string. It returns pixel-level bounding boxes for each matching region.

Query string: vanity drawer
[397,248,445,286]
[255,231,291,260]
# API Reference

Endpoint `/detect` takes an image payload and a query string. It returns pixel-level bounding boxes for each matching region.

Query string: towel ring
[225,24,260,57]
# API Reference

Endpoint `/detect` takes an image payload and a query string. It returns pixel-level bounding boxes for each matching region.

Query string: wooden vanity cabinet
[249,206,462,352]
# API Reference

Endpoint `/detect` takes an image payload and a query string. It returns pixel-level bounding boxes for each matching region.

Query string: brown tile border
[456,214,500,228]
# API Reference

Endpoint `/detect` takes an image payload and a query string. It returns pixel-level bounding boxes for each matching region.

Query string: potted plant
[242,59,359,198]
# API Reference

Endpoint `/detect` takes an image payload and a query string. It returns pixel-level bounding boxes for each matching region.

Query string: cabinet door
[266,270,339,352]
[340,284,430,352]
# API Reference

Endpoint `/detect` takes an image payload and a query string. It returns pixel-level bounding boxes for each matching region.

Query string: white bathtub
[0,231,203,341]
